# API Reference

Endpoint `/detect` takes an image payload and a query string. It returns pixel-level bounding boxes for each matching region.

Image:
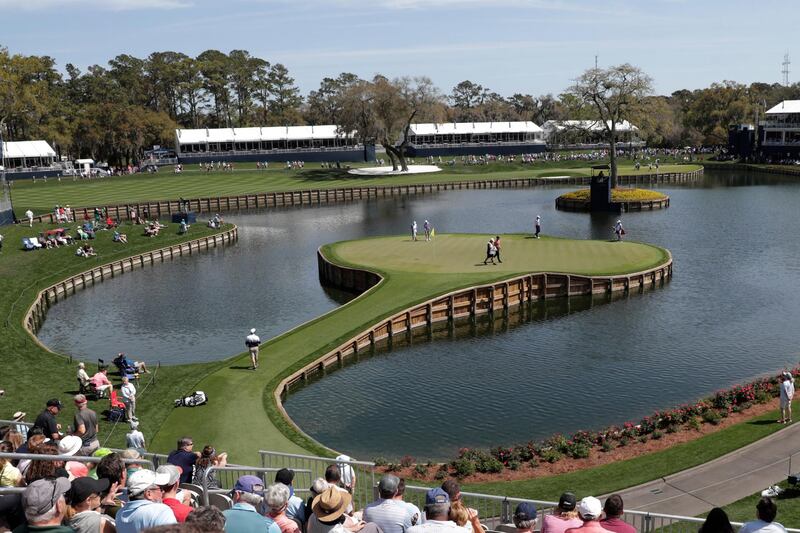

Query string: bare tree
[568,64,653,187]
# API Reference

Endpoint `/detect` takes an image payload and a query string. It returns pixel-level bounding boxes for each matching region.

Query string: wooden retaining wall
[23,227,239,335]
[274,249,673,406]
[28,169,703,224]
[703,163,800,177]
[555,195,671,212]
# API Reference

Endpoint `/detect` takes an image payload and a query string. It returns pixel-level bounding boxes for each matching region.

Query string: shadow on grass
[749,419,782,426]
[229,365,254,371]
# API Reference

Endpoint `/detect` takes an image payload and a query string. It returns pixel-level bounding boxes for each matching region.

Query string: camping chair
[208,492,233,510]
[77,376,98,400]
[108,390,127,421]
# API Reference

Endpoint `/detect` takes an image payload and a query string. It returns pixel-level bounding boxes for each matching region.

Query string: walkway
[615,421,800,516]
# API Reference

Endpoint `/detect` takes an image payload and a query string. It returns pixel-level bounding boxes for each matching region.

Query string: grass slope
[9,162,701,216]
[149,234,669,464]
[0,220,232,449]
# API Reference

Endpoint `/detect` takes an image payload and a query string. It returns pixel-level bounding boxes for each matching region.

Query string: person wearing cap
[125,421,146,454]
[599,495,635,533]
[58,436,84,458]
[31,399,63,442]
[11,411,28,441]
[613,220,625,241]
[363,474,414,533]
[72,394,99,456]
[275,468,306,525]
[513,502,537,533]
[779,371,795,425]
[116,469,177,533]
[157,464,193,523]
[534,215,542,239]
[16,477,73,533]
[407,488,465,533]
[167,437,199,484]
[224,475,280,533]
[739,497,788,533]
[246,328,262,370]
[334,455,356,494]
[564,496,612,533]
[541,492,581,533]
[66,477,115,533]
[266,483,301,533]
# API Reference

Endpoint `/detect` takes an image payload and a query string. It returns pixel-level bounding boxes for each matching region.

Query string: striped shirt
[363,498,414,533]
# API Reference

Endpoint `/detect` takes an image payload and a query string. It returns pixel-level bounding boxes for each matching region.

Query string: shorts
[249,347,259,356]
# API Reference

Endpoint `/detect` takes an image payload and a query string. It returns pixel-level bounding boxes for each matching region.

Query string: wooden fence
[274,249,673,407]
[29,169,704,224]
[23,227,238,335]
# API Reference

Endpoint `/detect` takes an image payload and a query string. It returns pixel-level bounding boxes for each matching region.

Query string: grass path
[9,162,701,216]
[149,234,669,464]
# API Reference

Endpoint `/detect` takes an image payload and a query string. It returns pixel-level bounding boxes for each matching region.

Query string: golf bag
[108,407,126,422]
[174,390,208,407]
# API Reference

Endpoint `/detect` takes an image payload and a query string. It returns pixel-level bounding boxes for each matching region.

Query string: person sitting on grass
[113,230,128,244]
[179,219,190,235]
[738,497,787,533]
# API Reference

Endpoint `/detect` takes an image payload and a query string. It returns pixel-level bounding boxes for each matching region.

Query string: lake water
[37,170,800,460]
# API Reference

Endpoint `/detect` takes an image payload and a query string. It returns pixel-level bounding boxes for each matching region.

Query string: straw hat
[12,412,26,421]
[312,486,351,522]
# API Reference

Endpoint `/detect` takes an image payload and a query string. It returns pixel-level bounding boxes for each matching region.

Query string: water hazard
[37,170,800,460]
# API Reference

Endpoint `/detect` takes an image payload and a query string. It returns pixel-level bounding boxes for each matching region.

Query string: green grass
[149,233,670,463]
[0,220,233,450]
[712,480,800,528]
[9,161,701,216]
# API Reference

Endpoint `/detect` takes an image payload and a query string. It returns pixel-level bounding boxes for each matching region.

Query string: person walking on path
[494,236,503,263]
[423,220,432,241]
[613,220,625,241]
[535,215,542,239]
[246,328,261,370]
[484,238,497,265]
[411,221,418,241]
[779,371,795,424]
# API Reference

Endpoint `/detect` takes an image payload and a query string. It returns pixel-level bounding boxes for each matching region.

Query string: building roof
[765,100,800,114]
[175,125,348,144]
[409,121,543,136]
[2,140,57,159]
[542,120,639,132]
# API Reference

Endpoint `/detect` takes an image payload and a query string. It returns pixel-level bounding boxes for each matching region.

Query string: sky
[1,0,797,98]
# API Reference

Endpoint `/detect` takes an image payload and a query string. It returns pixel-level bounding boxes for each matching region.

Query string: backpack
[108,407,125,422]
[174,391,208,408]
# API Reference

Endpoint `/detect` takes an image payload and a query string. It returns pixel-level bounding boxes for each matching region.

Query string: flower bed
[375,368,794,479]
[559,188,668,202]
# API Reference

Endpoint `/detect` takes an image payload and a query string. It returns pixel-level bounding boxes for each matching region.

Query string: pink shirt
[542,515,583,533]
[90,372,111,387]
[600,518,636,533]
[565,522,615,533]
[269,511,301,533]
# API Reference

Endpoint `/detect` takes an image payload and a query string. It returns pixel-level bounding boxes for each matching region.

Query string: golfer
[411,221,418,241]
[613,220,625,241]
[535,215,541,239]
[245,328,261,370]
[779,371,795,424]
[424,220,432,241]
[484,238,497,265]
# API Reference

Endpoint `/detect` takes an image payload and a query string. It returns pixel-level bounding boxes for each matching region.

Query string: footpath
[614,421,800,517]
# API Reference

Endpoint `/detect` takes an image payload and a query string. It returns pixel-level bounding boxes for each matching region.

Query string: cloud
[327,0,613,13]
[0,0,191,11]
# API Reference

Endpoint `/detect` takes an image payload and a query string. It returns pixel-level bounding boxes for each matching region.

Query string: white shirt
[781,380,795,402]
[121,382,137,400]
[408,519,468,533]
[739,520,787,533]
[246,333,261,347]
[78,368,90,383]
[26,210,33,219]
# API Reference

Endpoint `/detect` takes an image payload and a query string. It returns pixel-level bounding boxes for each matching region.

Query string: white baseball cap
[577,496,603,519]
[127,469,172,496]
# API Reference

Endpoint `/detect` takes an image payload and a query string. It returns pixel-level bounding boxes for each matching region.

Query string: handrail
[258,450,376,467]
[200,465,312,506]
[0,451,153,467]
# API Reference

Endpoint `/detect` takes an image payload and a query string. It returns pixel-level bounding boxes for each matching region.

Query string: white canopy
[409,121,543,136]
[542,120,639,133]
[765,101,800,114]
[176,125,349,145]
[2,140,57,159]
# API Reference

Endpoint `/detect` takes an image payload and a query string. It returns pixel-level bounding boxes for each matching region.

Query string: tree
[227,50,266,125]
[196,49,232,127]
[305,72,359,125]
[339,75,444,171]
[450,80,486,121]
[266,63,303,125]
[567,64,653,187]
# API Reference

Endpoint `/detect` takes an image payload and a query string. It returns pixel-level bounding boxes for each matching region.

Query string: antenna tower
[782,52,791,86]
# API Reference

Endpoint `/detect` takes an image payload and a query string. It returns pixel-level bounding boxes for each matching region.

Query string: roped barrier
[260,450,376,512]
[25,169,704,224]
[200,465,313,507]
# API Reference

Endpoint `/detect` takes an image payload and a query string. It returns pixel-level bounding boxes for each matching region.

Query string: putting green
[331,234,667,275]
[150,233,669,462]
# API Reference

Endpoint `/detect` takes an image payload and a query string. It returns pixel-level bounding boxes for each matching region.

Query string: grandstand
[404,121,546,157]
[759,100,800,160]
[174,126,374,164]
[541,120,643,149]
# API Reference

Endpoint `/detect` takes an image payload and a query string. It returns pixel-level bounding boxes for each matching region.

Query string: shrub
[413,464,427,478]
[453,458,476,478]
[513,443,535,462]
[426,461,436,468]
[373,457,388,467]
[637,435,648,444]
[434,469,446,480]
[529,458,539,468]
[619,436,630,447]
[491,446,520,465]
[651,430,663,440]
[702,409,721,425]
[755,390,772,404]
[566,441,591,459]
[665,423,679,434]
[686,416,702,431]
[539,448,564,463]
[601,440,616,452]
[400,455,415,468]
[508,460,521,471]
[386,463,401,472]
[475,456,504,474]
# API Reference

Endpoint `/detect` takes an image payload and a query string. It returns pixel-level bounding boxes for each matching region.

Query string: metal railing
[260,450,376,511]
[199,465,312,506]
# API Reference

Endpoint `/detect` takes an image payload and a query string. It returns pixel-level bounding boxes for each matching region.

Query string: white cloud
[0,0,191,11]
[327,0,612,13]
